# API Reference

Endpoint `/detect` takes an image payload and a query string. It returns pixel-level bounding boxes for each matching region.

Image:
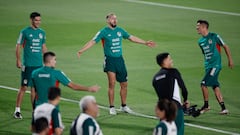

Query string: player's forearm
[16,44,21,61]
[68,82,89,91]
[78,40,96,54]
[54,128,63,135]
[42,44,47,53]
[129,35,147,45]
[30,88,36,109]
[223,45,233,62]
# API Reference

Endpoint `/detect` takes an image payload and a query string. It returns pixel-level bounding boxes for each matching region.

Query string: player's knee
[20,86,27,91]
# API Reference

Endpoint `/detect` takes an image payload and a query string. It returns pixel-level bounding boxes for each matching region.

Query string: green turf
[0,0,240,135]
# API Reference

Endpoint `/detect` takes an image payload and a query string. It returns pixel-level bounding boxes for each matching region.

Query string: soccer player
[33,87,64,135]
[196,20,234,114]
[70,95,103,135]
[31,51,100,108]
[153,99,178,135]
[14,12,47,119]
[152,52,189,135]
[77,13,156,115]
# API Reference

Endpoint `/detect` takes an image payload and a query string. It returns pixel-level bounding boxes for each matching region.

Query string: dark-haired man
[33,87,63,135]
[196,20,233,114]
[14,12,47,119]
[31,51,100,108]
[152,52,189,135]
[77,13,156,115]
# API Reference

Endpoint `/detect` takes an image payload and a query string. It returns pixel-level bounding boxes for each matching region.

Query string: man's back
[34,103,63,135]
[152,68,188,107]
[32,66,70,106]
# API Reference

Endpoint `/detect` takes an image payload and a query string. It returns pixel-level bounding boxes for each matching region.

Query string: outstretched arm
[128,35,156,48]
[67,82,100,92]
[77,40,96,58]
[223,44,234,68]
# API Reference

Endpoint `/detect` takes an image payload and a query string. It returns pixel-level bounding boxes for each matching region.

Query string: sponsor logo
[208,39,212,44]
[117,32,122,37]
[39,33,43,39]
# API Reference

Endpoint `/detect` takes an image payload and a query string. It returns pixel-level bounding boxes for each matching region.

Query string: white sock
[15,107,20,113]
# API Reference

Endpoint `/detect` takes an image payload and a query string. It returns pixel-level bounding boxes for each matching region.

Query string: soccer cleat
[109,107,117,115]
[13,112,23,119]
[200,106,210,114]
[120,106,133,113]
[219,109,229,115]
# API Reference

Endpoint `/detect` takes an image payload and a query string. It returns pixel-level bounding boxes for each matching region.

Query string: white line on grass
[123,0,240,16]
[1,85,239,135]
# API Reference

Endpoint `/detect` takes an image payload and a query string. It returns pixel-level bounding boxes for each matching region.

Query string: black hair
[30,12,41,19]
[43,51,56,63]
[35,117,48,133]
[48,87,61,101]
[197,19,209,29]
[157,99,177,122]
[156,52,169,66]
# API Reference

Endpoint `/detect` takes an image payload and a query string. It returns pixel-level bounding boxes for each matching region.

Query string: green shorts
[103,56,128,82]
[201,67,221,88]
[21,66,41,86]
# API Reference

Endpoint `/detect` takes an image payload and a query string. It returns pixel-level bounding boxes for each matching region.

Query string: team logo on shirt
[29,34,33,38]
[39,33,43,39]
[117,32,122,37]
[208,39,212,44]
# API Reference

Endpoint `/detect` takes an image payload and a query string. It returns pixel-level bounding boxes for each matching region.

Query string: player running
[77,13,156,115]
[196,20,234,114]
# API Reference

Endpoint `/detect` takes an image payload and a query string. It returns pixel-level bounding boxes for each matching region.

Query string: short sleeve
[52,108,62,128]
[56,70,71,86]
[16,30,25,45]
[153,122,167,135]
[121,28,130,39]
[216,34,225,46]
[93,30,104,43]
[82,118,97,135]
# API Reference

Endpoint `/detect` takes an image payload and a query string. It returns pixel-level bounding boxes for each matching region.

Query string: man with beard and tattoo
[77,13,156,115]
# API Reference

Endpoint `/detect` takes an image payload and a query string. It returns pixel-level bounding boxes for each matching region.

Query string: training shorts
[103,56,128,82]
[201,67,221,88]
[21,66,41,86]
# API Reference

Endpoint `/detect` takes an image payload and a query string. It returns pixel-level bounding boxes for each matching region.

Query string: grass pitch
[0,0,240,135]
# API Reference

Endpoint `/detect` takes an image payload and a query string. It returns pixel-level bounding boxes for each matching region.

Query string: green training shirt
[93,26,130,57]
[17,26,46,66]
[198,32,225,69]
[31,66,71,106]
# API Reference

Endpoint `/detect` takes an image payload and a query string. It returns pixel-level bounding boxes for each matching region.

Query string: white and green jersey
[70,113,103,135]
[93,26,130,57]
[198,32,225,69]
[33,103,64,135]
[17,26,46,66]
[153,120,177,135]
